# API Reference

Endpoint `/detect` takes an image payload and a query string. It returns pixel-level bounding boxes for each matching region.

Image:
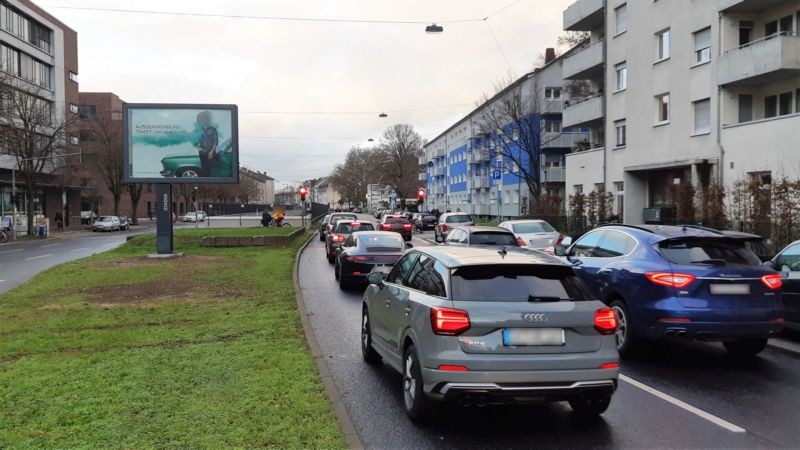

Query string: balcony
[434,148,446,158]
[433,166,445,177]
[432,186,445,195]
[469,177,490,190]
[718,33,800,86]
[541,131,591,150]
[468,149,491,164]
[562,94,604,128]
[563,0,604,31]
[541,98,569,114]
[719,0,793,12]
[418,172,426,181]
[563,39,604,80]
[541,167,567,183]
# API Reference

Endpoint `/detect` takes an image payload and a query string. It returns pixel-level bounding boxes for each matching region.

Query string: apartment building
[366,183,396,212]
[240,167,275,205]
[0,0,81,229]
[421,49,588,218]
[563,0,800,224]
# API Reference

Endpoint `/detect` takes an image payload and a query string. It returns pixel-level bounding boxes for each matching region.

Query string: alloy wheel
[403,354,416,410]
[612,305,627,349]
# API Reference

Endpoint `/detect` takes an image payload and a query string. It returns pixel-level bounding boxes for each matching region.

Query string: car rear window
[385,216,410,224]
[658,239,761,266]
[512,222,555,233]
[336,222,374,233]
[745,240,772,258]
[450,265,593,302]
[470,232,519,246]
[361,234,404,252]
[98,216,113,222]
[446,214,473,223]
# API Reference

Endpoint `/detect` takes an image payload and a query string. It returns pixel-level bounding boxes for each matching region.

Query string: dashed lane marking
[25,254,52,261]
[619,374,746,433]
[0,248,23,254]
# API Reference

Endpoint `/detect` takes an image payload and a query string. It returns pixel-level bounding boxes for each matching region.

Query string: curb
[767,337,800,356]
[293,231,364,450]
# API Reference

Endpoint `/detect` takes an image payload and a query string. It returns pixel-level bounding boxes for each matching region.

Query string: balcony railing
[718,32,800,86]
[418,172,426,181]
[563,39,604,80]
[563,0,604,31]
[468,149,491,164]
[541,167,567,183]
[541,131,591,150]
[563,94,605,128]
[433,166,445,177]
[718,0,792,13]
[470,177,490,190]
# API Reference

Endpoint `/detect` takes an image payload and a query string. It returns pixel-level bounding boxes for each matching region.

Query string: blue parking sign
[492,170,502,180]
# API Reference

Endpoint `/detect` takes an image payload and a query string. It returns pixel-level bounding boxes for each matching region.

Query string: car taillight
[441,224,451,232]
[430,307,470,335]
[437,365,469,372]
[645,272,696,288]
[599,362,619,369]
[380,224,392,230]
[594,307,618,335]
[516,236,526,247]
[555,234,564,245]
[761,274,782,290]
[330,234,344,242]
[403,223,412,230]
[346,255,367,262]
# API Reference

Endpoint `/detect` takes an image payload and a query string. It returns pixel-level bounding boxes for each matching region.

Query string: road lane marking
[767,338,800,355]
[0,248,23,254]
[41,243,61,248]
[70,247,91,252]
[619,374,746,433]
[25,254,52,261]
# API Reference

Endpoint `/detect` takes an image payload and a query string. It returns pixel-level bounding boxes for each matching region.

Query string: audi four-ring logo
[523,313,547,323]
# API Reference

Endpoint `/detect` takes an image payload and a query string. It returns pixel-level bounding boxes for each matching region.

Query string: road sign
[492,170,502,180]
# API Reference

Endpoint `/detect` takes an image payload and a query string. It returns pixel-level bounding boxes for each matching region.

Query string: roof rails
[597,223,656,234]
[678,224,724,235]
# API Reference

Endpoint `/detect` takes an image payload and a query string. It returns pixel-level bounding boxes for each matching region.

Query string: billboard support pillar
[156,184,174,254]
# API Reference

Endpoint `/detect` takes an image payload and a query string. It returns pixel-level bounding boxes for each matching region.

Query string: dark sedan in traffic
[325,220,375,263]
[334,231,409,289]
[379,215,413,241]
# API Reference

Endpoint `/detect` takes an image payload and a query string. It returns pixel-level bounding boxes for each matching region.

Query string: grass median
[0,227,344,449]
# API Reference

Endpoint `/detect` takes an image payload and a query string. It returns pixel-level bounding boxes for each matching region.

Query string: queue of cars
[317,210,794,423]
[92,215,130,232]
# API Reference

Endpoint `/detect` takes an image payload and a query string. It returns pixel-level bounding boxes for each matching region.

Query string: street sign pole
[155,184,173,254]
[302,200,306,229]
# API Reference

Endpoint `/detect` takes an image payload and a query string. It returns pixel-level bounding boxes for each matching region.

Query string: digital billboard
[123,103,239,183]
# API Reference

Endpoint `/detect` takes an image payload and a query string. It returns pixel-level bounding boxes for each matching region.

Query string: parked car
[319,214,332,241]
[325,213,358,241]
[334,231,410,290]
[325,220,375,263]
[92,216,120,232]
[118,216,130,230]
[554,224,784,357]
[160,139,234,177]
[181,211,207,223]
[354,207,363,213]
[443,226,520,247]
[681,225,775,262]
[412,213,438,231]
[361,246,619,421]
[379,215,413,241]
[764,240,800,330]
[499,219,563,249]
[80,210,97,225]
[434,213,474,243]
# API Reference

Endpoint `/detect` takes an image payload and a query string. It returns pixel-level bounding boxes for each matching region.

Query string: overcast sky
[45,0,572,188]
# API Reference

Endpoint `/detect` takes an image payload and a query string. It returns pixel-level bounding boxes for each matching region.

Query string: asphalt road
[299,215,800,449]
[0,223,157,294]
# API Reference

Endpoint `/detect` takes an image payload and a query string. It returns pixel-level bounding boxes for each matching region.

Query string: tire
[610,300,641,357]
[334,261,340,280]
[361,308,382,365]
[723,339,767,357]
[434,230,441,243]
[327,252,335,264]
[176,168,200,178]
[339,275,350,290]
[319,232,325,242]
[402,344,434,422]
[569,394,612,417]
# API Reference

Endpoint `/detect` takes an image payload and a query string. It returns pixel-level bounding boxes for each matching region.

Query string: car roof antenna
[498,247,507,259]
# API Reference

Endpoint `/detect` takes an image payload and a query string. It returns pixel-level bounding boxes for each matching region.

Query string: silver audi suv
[361,246,620,421]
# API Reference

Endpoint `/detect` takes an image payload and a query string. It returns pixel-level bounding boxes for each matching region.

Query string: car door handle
[598,268,613,275]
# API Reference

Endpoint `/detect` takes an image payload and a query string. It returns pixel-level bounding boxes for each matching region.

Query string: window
[574,184,583,195]
[655,93,670,123]
[0,45,19,76]
[693,99,711,134]
[544,87,561,99]
[69,71,78,82]
[79,129,96,143]
[614,119,626,147]
[775,244,800,273]
[614,4,627,35]
[595,231,636,257]
[693,27,711,64]
[450,265,592,303]
[739,94,753,123]
[69,103,78,114]
[765,95,778,119]
[779,92,792,116]
[571,231,605,257]
[30,59,52,89]
[544,120,561,133]
[78,105,96,120]
[386,253,419,285]
[656,29,670,61]
[615,62,627,91]
[739,21,753,47]
[69,136,79,145]
[29,21,51,53]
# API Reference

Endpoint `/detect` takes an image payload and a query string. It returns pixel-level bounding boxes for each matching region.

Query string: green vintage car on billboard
[159,139,234,178]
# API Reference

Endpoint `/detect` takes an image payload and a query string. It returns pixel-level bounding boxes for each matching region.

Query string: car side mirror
[554,244,568,257]
[368,271,385,287]
[405,242,413,249]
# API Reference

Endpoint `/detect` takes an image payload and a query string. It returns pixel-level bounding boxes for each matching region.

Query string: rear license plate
[502,328,564,346]
[709,284,750,295]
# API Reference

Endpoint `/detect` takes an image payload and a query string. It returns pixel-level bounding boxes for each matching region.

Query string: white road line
[40,243,61,248]
[767,338,800,355]
[70,247,91,252]
[0,248,23,254]
[619,374,746,433]
[0,280,5,283]
[25,254,52,261]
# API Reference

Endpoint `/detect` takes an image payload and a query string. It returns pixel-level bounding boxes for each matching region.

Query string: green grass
[474,218,500,227]
[0,228,344,449]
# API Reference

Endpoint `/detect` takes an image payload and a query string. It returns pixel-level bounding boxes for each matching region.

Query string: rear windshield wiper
[528,296,571,302]
[690,259,727,266]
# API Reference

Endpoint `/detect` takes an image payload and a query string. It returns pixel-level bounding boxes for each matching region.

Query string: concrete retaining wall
[200,228,304,247]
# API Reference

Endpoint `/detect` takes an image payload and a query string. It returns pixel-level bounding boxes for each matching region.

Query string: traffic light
[191,189,197,202]
[299,186,308,202]
[416,188,426,200]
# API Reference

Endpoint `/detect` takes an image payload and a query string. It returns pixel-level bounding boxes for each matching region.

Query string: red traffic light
[299,186,308,201]
[416,188,426,199]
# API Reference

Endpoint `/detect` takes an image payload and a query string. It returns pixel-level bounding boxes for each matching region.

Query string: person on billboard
[196,111,218,177]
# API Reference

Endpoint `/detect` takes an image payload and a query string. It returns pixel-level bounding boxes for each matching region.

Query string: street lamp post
[11,151,82,240]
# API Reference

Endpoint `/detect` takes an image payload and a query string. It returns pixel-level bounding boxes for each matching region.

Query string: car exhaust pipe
[676,330,687,337]
[664,330,676,337]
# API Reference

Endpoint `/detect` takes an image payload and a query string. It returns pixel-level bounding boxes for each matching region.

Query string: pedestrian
[147,206,153,221]
[54,211,63,231]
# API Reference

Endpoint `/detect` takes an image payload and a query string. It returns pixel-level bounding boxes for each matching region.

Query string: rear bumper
[644,320,783,341]
[421,367,618,403]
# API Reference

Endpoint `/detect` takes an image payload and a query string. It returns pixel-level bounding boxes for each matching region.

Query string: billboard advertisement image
[124,104,239,183]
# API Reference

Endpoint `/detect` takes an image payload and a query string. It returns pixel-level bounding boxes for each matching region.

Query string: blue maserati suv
[555,225,784,357]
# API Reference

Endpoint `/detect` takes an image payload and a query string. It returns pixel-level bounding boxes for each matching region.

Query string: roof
[601,224,730,239]
[454,226,513,234]
[413,246,565,269]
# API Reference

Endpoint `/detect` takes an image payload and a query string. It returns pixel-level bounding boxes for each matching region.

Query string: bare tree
[0,75,77,234]
[126,183,144,223]
[81,106,124,215]
[328,147,380,208]
[376,124,424,208]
